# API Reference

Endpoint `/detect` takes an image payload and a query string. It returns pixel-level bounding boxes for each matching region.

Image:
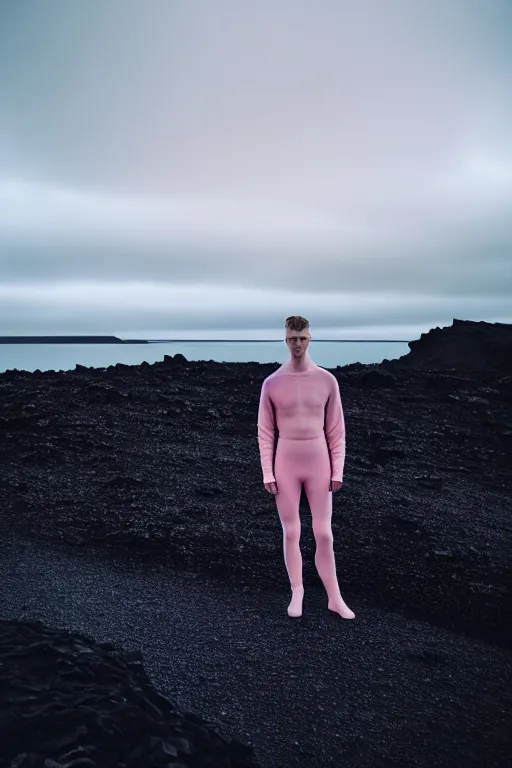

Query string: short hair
[285,316,310,334]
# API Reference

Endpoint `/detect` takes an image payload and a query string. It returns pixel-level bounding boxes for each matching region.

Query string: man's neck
[286,353,313,372]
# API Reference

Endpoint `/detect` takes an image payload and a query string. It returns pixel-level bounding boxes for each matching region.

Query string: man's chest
[271,376,329,414]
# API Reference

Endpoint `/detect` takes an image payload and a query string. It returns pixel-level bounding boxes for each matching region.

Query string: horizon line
[143,339,410,343]
[0,335,411,344]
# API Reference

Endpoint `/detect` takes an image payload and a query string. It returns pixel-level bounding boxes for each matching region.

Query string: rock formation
[0,619,260,768]
[390,318,512,373]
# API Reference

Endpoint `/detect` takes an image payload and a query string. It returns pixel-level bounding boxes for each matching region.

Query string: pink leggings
[274,435,342,599]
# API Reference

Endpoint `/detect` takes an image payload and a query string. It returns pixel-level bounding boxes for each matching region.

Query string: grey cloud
[1,0,511,193]
[1,278,510,338]
[0,0,511,335]
[1,233,511,300]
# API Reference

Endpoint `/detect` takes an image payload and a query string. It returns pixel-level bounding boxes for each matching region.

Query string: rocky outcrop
[0,619,259,768]
[389,318,512,373]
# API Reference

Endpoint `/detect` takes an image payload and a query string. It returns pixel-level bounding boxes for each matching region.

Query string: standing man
[257,316,355,620]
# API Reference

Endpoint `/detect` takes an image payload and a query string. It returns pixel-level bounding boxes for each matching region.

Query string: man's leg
[275,447,304,616]
[304,447,355,619]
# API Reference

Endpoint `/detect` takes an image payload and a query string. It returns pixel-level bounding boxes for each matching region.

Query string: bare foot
[328,598,355,619]
[288,586,304,617]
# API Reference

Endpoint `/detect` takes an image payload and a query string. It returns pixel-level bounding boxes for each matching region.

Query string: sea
[0,340,411,374]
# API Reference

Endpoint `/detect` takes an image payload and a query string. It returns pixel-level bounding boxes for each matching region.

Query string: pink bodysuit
[257,354,355,618]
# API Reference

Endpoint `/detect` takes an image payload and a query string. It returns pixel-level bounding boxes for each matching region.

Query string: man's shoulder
[261,367,283,386]
[316,366,338,383]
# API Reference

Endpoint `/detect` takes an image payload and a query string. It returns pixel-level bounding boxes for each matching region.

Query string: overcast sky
[0,0,511,339]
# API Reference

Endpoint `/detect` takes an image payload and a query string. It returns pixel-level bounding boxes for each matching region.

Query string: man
[257,315,355,620]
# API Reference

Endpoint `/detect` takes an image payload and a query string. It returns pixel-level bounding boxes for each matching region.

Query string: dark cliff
[389,318,512,373]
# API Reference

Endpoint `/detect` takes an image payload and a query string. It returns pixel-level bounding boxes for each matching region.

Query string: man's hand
[265,481,341,494]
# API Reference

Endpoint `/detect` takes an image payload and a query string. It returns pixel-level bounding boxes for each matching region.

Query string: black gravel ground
[1,356,510,646]
[1,320,511,766]
[1,532,510,768]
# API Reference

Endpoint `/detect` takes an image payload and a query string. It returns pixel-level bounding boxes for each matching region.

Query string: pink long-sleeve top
[257,357,346,484]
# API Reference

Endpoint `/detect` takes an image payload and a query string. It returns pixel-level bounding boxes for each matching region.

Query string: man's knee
[312,526,333,547]
[282,520,301,542]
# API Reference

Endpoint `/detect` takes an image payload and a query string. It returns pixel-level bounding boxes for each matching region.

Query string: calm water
[0,340,410,374]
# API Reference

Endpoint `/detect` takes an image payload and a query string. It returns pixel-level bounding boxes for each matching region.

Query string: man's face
[285,329,311,356]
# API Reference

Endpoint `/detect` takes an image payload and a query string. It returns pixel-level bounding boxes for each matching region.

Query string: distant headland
[0,336,148,344]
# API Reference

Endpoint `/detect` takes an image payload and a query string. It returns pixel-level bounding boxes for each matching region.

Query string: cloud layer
[1,0,511,335]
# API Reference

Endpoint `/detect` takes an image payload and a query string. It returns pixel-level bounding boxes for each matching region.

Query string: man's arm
[257,378,276,483]
[325,375,346,483]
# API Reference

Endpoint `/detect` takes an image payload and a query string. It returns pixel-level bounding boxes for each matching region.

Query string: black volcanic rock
[0,320,511,767]
[163,353,188,366]
[0,619,259,768]
[0,319,511,650]
[391,319,512,373]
